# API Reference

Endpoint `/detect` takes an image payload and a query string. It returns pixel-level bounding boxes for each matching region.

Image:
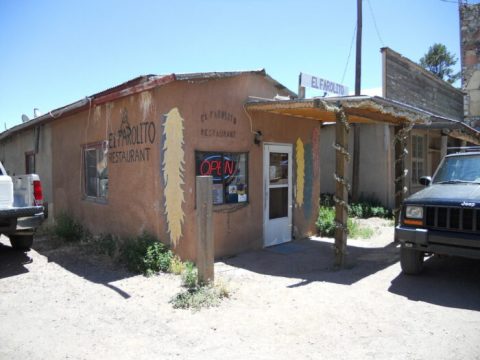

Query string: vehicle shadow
[30,236,134,299]
[388,255,480,311]
[0,242,32,279]
[222,237,400,287]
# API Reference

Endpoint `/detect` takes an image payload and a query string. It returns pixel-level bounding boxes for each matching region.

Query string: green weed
[54,213,85,242]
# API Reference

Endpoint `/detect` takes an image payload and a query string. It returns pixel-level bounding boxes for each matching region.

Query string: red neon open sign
[199,155,236,182]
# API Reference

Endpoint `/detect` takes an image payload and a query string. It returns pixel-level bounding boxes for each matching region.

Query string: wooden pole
[334,108,349,268]
[355,0,362,96]
[196,176,214,284]
[352,0,362,202]
[298,73,306,99]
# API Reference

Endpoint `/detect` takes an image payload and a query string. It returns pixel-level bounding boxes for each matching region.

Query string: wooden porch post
[334,107,350,268]
[393,124,412,227]
[196,176,214,284]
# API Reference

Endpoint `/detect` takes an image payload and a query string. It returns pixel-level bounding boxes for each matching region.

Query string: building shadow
[222,237,400,287]
[0,242,32,279]
[388,255,480,311]
[21,236,133,299]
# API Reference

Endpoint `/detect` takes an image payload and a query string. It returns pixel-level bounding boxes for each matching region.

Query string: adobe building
[2,68,462,263]
[0,70,322,260]
[461,2,480,128]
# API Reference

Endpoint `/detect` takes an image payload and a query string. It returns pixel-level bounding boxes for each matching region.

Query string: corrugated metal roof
[0,70,296,140]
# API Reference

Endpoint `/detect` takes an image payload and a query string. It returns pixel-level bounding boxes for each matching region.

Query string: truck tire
[400,246,424,275]
[9,235,34,251]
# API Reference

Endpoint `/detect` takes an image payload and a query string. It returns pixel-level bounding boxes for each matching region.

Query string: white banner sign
[300,72,349,97]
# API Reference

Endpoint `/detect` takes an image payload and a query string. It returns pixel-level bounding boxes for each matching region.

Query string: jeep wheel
[400,246,424,275]
[9,235,34,251]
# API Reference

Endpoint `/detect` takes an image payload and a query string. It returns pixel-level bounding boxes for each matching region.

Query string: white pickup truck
[0,161,45,250]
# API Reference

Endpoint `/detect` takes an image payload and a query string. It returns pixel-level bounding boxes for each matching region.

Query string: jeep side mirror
[419,176,432,186]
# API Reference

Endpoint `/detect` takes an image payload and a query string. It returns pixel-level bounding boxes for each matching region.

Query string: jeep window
[434,155,480,184]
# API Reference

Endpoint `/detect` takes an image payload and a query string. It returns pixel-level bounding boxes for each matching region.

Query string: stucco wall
[0,124,54,220]
[320,124,394,209]
[51,73,320,260]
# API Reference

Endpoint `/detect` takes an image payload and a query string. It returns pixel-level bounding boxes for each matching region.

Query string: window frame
[195,151,249,206]
[411,134,426,185]
[82,142,108,203]
[25,151,35,174]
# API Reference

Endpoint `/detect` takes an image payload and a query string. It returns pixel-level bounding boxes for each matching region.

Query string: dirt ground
[1,219,480,360]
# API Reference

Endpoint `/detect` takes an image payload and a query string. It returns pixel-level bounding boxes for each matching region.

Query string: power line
[366,0,385,47]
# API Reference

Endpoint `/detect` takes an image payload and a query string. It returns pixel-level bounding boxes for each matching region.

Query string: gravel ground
[1,219,480,360]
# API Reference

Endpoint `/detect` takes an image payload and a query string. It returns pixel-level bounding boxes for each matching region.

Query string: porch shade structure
[245,95,431,268]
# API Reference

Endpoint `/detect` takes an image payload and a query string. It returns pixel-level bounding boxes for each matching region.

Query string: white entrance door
[263,143,293,247]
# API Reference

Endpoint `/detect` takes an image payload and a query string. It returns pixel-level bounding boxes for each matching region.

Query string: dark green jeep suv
[396,151,480,274]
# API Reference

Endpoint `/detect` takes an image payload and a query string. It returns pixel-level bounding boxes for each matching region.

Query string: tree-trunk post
[394,124,411,227]
[196,176,214,284]
[334,107,350,268]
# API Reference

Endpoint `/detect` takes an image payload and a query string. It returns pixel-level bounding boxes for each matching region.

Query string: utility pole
[352,0,362,202]
[355,0,362,96]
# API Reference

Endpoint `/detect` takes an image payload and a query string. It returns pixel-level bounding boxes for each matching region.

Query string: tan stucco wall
[320,124,394,209]
[51,73,320,260]
[0,124,54,220]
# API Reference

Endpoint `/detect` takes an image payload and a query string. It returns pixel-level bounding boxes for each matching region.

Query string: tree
[419,43,461,84]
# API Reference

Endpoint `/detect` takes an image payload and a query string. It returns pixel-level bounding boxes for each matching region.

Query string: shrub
[170,275,231,311]
[348,198,392,219]
[348,219,375,239]
[170,285,222,311]
[93,233,117,257]
[316,206,336,237]
[181,261,198,289]
[169,255,185,275]
[143,244,173,277]
[119,232,172,276]
[54,213,84,242]
[316,206,375,238]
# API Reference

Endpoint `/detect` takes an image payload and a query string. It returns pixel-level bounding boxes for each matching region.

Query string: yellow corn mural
[162,107,185,248]
[296,138,305,207]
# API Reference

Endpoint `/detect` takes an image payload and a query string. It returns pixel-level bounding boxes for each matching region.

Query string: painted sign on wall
[108,108,156,164]
[199,109,238,138]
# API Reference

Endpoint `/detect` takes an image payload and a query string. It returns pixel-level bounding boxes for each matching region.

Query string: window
[195,152,248,205]
[411,135,425,184]
[84,143,108,201]
[25,152,35,174]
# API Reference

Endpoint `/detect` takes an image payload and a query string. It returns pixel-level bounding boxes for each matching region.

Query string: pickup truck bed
[0,162,45,250]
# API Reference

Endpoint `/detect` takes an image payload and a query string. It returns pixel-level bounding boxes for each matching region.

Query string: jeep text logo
[460,201,476,207]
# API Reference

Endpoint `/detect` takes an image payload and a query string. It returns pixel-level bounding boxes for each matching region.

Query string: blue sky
[0,0,474,129]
